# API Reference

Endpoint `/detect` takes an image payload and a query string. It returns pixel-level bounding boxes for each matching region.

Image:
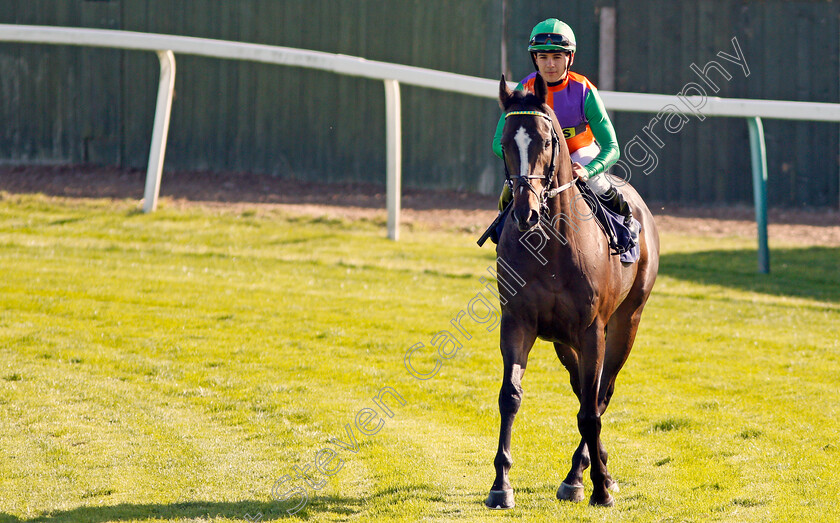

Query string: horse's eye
[544,140,552,150]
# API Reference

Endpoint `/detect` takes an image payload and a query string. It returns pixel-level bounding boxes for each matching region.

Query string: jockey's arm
[492,115,505,159]
[582,86,620,179]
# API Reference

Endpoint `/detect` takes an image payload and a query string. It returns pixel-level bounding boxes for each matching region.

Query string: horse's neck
[545,113,588,250]
[547,180,577,235]
[543,173,595,261]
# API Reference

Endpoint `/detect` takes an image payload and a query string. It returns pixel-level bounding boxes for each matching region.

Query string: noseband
[502,110,575,212]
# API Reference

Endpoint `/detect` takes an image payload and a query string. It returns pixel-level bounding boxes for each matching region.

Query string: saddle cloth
[576,180,641,264]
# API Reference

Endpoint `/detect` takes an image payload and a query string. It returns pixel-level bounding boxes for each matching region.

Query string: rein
[502,110,575,208]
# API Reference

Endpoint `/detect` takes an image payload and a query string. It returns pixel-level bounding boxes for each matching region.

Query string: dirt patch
[1,164,838,246]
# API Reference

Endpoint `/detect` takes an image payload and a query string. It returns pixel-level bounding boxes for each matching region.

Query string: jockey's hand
[571,162,588,181]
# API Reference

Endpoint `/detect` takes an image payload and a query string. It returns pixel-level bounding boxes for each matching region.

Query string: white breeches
[571,142,613,196]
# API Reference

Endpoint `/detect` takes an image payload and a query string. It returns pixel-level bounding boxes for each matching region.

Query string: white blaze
[514,126,531,180]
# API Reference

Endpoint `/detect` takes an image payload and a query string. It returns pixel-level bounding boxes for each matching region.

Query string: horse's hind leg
[590,298,649,493]
[486,320,535,509]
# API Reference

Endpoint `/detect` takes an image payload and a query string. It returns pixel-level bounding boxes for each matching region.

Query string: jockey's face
[534,52,571,83]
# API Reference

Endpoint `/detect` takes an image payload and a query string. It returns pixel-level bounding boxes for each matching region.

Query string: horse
[485,73,660,508]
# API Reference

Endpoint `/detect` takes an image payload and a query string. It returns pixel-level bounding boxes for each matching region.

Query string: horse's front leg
[485,317,535,509]
[554,341,618,502]
[556,340,620,501]
[577,320,615,507]
[553,342,587,502]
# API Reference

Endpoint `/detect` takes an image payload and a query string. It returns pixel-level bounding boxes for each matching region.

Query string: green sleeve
[582,86,620,179]
[492,82,526,159]
[492,114,506,159]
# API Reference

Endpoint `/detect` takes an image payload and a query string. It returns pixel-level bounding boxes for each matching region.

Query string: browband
[505,110,552,120]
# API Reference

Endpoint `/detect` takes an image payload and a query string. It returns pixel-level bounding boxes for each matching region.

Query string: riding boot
[485,185,513,245]
[601,189,640,244]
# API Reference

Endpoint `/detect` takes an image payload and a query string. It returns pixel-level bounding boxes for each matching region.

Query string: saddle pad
[614,215,641,264]
[576,180,641,264]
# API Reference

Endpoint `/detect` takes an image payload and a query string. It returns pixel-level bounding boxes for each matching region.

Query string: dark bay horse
[485,74,660,508]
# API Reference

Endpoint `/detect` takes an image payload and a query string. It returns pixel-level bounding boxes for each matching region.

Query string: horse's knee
[577,411,602,438]
[577,411,601,424]
[498,381,523,415]
[498,392,522,417]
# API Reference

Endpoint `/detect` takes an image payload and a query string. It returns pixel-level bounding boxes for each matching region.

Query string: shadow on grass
[0,482,457,522]
[0,495,366,522]
[659,245,840,303]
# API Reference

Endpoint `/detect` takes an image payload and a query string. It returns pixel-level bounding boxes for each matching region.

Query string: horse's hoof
[485,489,515,509]
[556,482,585,502]
[589,492,615,507]
[606,478,620,493]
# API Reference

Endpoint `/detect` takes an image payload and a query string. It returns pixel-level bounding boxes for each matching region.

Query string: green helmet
[527,19,576,53]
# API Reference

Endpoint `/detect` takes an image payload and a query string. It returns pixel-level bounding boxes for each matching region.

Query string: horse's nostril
[514,208,540,232]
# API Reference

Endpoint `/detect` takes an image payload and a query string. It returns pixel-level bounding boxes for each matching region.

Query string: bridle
[501,110,576,215]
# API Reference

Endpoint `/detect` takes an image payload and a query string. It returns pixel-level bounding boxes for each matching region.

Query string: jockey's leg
[484,184,512,245]
[498,183,512,212]
[586,173,640,244]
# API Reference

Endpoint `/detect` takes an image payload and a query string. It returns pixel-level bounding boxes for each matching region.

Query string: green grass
[0,192,838,522]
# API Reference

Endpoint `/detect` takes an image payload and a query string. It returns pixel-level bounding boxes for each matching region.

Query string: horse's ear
[534,73,548,104]
[499,74,513,110]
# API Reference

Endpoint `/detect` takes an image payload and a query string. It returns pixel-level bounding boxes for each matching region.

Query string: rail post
[747,116,770,274]
[142,50,176,213]
[384,79,401,240]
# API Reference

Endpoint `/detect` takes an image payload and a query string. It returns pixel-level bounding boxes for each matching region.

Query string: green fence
[0,0,837,207]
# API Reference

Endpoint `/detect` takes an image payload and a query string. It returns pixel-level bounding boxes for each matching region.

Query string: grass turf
[0,193,838,522]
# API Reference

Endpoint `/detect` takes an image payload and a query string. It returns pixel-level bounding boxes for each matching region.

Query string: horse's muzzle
[513,207,540,232]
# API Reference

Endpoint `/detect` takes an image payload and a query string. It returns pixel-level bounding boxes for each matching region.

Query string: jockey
[491,18,640,243]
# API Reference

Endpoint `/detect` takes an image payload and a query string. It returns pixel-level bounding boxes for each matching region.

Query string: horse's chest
[532,292,587,340]
[524,272,596,333]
